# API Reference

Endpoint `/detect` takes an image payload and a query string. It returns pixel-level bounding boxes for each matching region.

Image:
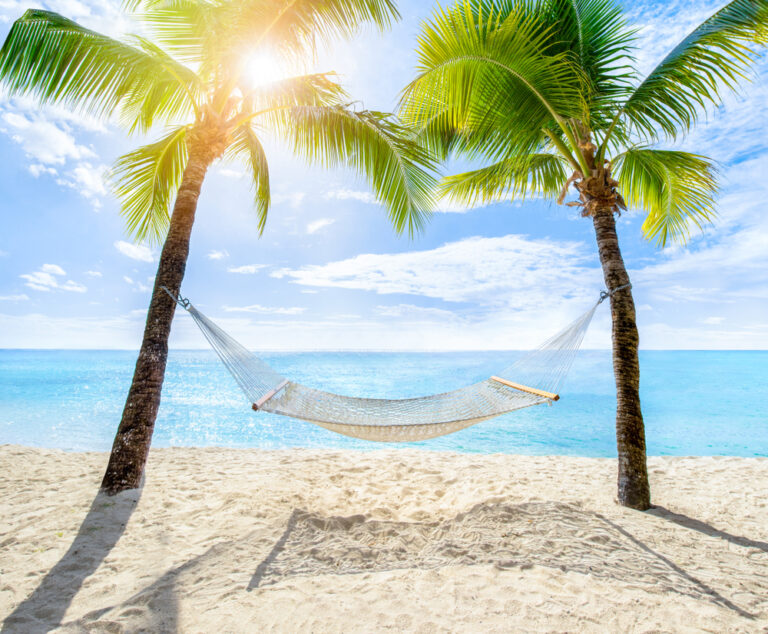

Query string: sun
[241,50,294,90]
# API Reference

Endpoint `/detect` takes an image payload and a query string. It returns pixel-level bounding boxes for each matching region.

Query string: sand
[0,446,767,633]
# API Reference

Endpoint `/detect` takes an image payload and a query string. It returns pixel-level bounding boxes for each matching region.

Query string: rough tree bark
[101,135,216,495]
[592,208,651,510]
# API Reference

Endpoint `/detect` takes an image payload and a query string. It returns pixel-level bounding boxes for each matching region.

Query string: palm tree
[0,0,436,494]
[400,0,768,509]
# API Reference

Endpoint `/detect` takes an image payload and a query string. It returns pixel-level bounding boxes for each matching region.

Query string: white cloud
[56,162,108,204]
[0,294,29,301]
[20,264,86,293]
[123,275,151,293]
[20,271,60,292]
[273,234,598,308]
[324,188,377,204]
[85,270,102,277]
[626,0,723,80]
[115,241,155,263]
[306,218,335,234]
[375,304,460,321]
[207,250,229,260]
[223,304,306,315]
[41,263,66,276]
[1,112,95,165]
[2,96,108,132]
[0,311,166,349]
[631,160,768,306]
[703,316,725,325]
[272,192,306,208]
[0,108,109,206]
[217,168,246,179]
[0,90,115,206]
[322,188,507,214]
[29,164,58,178]
[639,322,766,350]
[265,233,615,349]
[227,264,266,274]
[60,280,88,293]
[435,195,510,214]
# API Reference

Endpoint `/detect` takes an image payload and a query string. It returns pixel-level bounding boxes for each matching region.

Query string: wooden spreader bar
[489,376,559,401]
[253,379,290,410]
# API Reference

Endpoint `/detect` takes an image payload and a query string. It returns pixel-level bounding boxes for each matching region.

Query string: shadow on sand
[248,501,755,619]
[649,505,768,553]
[6,498,763,631]
[1,488,146,634]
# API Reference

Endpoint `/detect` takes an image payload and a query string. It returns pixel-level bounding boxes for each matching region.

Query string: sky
[0,0,766,350]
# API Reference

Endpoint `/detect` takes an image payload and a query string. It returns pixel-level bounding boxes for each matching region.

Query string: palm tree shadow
[648,505,768,553]
[595,512,754,619]
[70,546,180,633]
[248,509,302,591]
[1,488,141,634]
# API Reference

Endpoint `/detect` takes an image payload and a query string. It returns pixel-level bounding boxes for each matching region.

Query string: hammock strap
[598,282,632,304]
[160,286,191,310]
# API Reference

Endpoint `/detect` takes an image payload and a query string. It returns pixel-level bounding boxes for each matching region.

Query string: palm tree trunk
[592,209,651,510]
[101,145,212,495]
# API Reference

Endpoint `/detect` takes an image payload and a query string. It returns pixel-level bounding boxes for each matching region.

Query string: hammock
[164,288,617,442]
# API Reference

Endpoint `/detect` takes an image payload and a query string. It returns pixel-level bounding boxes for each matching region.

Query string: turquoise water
[0,350,766,456]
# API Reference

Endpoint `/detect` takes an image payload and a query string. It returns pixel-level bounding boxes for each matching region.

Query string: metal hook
[160,286,190,310]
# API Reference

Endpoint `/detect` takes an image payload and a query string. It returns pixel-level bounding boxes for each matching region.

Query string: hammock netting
[177,293,602,442]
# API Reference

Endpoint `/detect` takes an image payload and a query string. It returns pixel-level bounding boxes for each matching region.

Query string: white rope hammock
[164,288,618,442]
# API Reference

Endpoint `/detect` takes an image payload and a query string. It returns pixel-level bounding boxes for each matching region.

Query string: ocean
[0,349,766,456]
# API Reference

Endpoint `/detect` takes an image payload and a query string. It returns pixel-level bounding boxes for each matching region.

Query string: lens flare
[241,51,291,90]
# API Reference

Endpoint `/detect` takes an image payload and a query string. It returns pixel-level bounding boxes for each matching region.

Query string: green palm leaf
[138,0,400,73]
[238,72,349,118]
[110,125,190,243]
[225,124,271,234]
[538,0,637,124]
[0,10,201,132]
[270,104,437,236]
[400,1,589,170]
[613,148,718,246]
[618,0,768,140]
[441,153,569,206]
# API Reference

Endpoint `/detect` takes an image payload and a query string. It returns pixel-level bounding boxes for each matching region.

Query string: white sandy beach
[1,446,767,633]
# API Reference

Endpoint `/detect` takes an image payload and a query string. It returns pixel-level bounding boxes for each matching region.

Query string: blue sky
[0,0,766,350]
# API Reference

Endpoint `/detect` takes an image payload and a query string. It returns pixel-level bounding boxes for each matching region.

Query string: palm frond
[0,10,201,131]
[400,1,588,167]
[613,148,718,246]
[238,72,348,118]
[539,0,637,125]
[224,124,271,234]
[137,0,223,69]
[224,0,400,59]
[618,0,768,140]
[110,125,190,244]
[441,153,569,207]
[269,105,437,236]
[140,0,399,74]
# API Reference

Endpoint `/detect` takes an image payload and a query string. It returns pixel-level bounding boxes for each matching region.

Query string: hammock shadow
[648,505,768,553]
[1,489,141,634]
[248,501,753,619]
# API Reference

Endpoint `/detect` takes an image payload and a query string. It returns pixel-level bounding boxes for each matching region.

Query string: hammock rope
[162,287,618,442]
